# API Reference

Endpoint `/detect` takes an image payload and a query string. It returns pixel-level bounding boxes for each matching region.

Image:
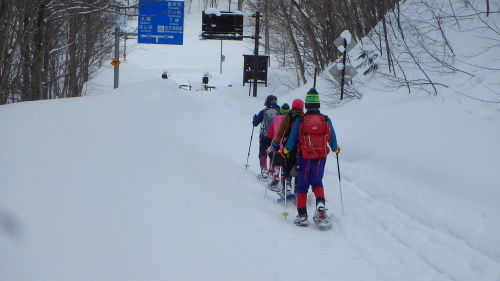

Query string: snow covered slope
[1,2,499,281]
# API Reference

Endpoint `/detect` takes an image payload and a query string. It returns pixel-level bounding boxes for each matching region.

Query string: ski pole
[336,153,345,216]
[280,157,290,220]
[244,126,255,169]
[264,178,269,198]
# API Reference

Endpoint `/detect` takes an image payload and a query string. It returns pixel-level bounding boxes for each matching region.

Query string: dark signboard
[243,55,269,86]
[201,11,244,40]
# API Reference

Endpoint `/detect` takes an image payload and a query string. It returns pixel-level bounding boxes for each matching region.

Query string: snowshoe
[267,178,280,192]
[313,204,332,230]
[294,214,309,227]
[277,181,295,202]
[277,192,296,203]
[257,169,270,182]
[285,178,292,190]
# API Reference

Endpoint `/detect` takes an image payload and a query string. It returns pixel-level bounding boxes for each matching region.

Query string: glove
[266,146,272,154]
[271,142,280,152]
[333,146,341,154]
[282,148,290,158]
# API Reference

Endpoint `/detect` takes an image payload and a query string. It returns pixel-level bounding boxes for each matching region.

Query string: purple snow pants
[295,157,327,194]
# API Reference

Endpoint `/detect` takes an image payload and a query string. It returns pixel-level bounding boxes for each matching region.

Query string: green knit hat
[280,103,290,114]
[305,88,320,109]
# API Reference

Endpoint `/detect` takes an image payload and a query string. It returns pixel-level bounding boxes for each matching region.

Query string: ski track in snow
[2,2,499,280]
[239,162,496,281]
[327,167,499,281]
[237,94,499,281]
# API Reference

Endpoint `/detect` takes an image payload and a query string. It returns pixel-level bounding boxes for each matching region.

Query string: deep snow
[1,1,499,281]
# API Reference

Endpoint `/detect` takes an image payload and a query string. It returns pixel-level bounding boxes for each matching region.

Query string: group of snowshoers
[252,88,340,228]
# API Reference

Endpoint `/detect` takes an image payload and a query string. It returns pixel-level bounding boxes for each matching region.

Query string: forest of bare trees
[0,0,122,104]
[250,0,399,84]
[246,0,499,103]
[2,0,498,105]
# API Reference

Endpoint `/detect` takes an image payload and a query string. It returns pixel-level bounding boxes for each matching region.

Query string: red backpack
[298,115,330,159]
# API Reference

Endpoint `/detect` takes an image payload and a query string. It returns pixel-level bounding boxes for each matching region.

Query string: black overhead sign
[201,11,244,40]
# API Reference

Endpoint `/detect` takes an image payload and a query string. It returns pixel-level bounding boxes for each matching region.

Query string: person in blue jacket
[282,88,340,227]
[253,95,280,179]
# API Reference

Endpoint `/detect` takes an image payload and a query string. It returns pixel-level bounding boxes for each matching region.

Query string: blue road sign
[138,0,184,45]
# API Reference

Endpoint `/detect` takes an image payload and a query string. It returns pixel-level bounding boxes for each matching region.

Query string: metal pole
[336,153,345,216]
[264,1,269,55]
[340,38,347,100]
[252,11,260,98]
[123,35,127,61]
[220,40,223,74]
[114,26,120,89]
[282,158,290,219]
[313,68,317,88]
[244,126,255,169]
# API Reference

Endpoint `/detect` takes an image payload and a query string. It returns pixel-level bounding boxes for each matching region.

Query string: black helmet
[264,95,277,107]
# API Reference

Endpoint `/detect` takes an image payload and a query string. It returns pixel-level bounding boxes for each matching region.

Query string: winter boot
[267,174,280,192]
[258,168,270,181]
[294,214,309,227]
[257,154,267,182]
[277,186,285,198]
[285,177,292,194]
[294,208,309,227]
[313,202,331,229]
[260,155,268,171]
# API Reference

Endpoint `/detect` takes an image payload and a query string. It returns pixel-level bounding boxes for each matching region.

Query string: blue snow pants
[296,157,327,194]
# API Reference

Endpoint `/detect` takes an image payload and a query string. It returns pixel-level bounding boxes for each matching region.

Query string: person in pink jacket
[265,103,290,191]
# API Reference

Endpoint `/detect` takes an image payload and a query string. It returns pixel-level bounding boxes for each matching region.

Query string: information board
[201,11,244,40]
[138,0,184,45]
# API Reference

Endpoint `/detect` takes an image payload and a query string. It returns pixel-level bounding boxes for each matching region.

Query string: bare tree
[0,0,119,104]
[245,0,398,93]
[242,0,498,105]
[0,1,42,103]
[359,0,499,99]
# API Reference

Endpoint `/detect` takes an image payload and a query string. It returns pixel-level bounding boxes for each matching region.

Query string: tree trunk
[280,0,307,85]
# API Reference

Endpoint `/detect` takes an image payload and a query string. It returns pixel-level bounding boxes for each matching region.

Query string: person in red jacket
[282,89,340,228]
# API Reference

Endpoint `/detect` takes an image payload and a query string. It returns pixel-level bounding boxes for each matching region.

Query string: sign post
[138,0,184,45]
[114,26,120,89]
[328,64,357,85]
[252,11,260,98]
[111,58,121,68]
[109,1,183,89]
[201,10,263,96]
[112,27,138,89]
[331,31,357,100]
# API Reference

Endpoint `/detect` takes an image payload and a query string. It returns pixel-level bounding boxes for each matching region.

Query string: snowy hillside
[1,1,499,281]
